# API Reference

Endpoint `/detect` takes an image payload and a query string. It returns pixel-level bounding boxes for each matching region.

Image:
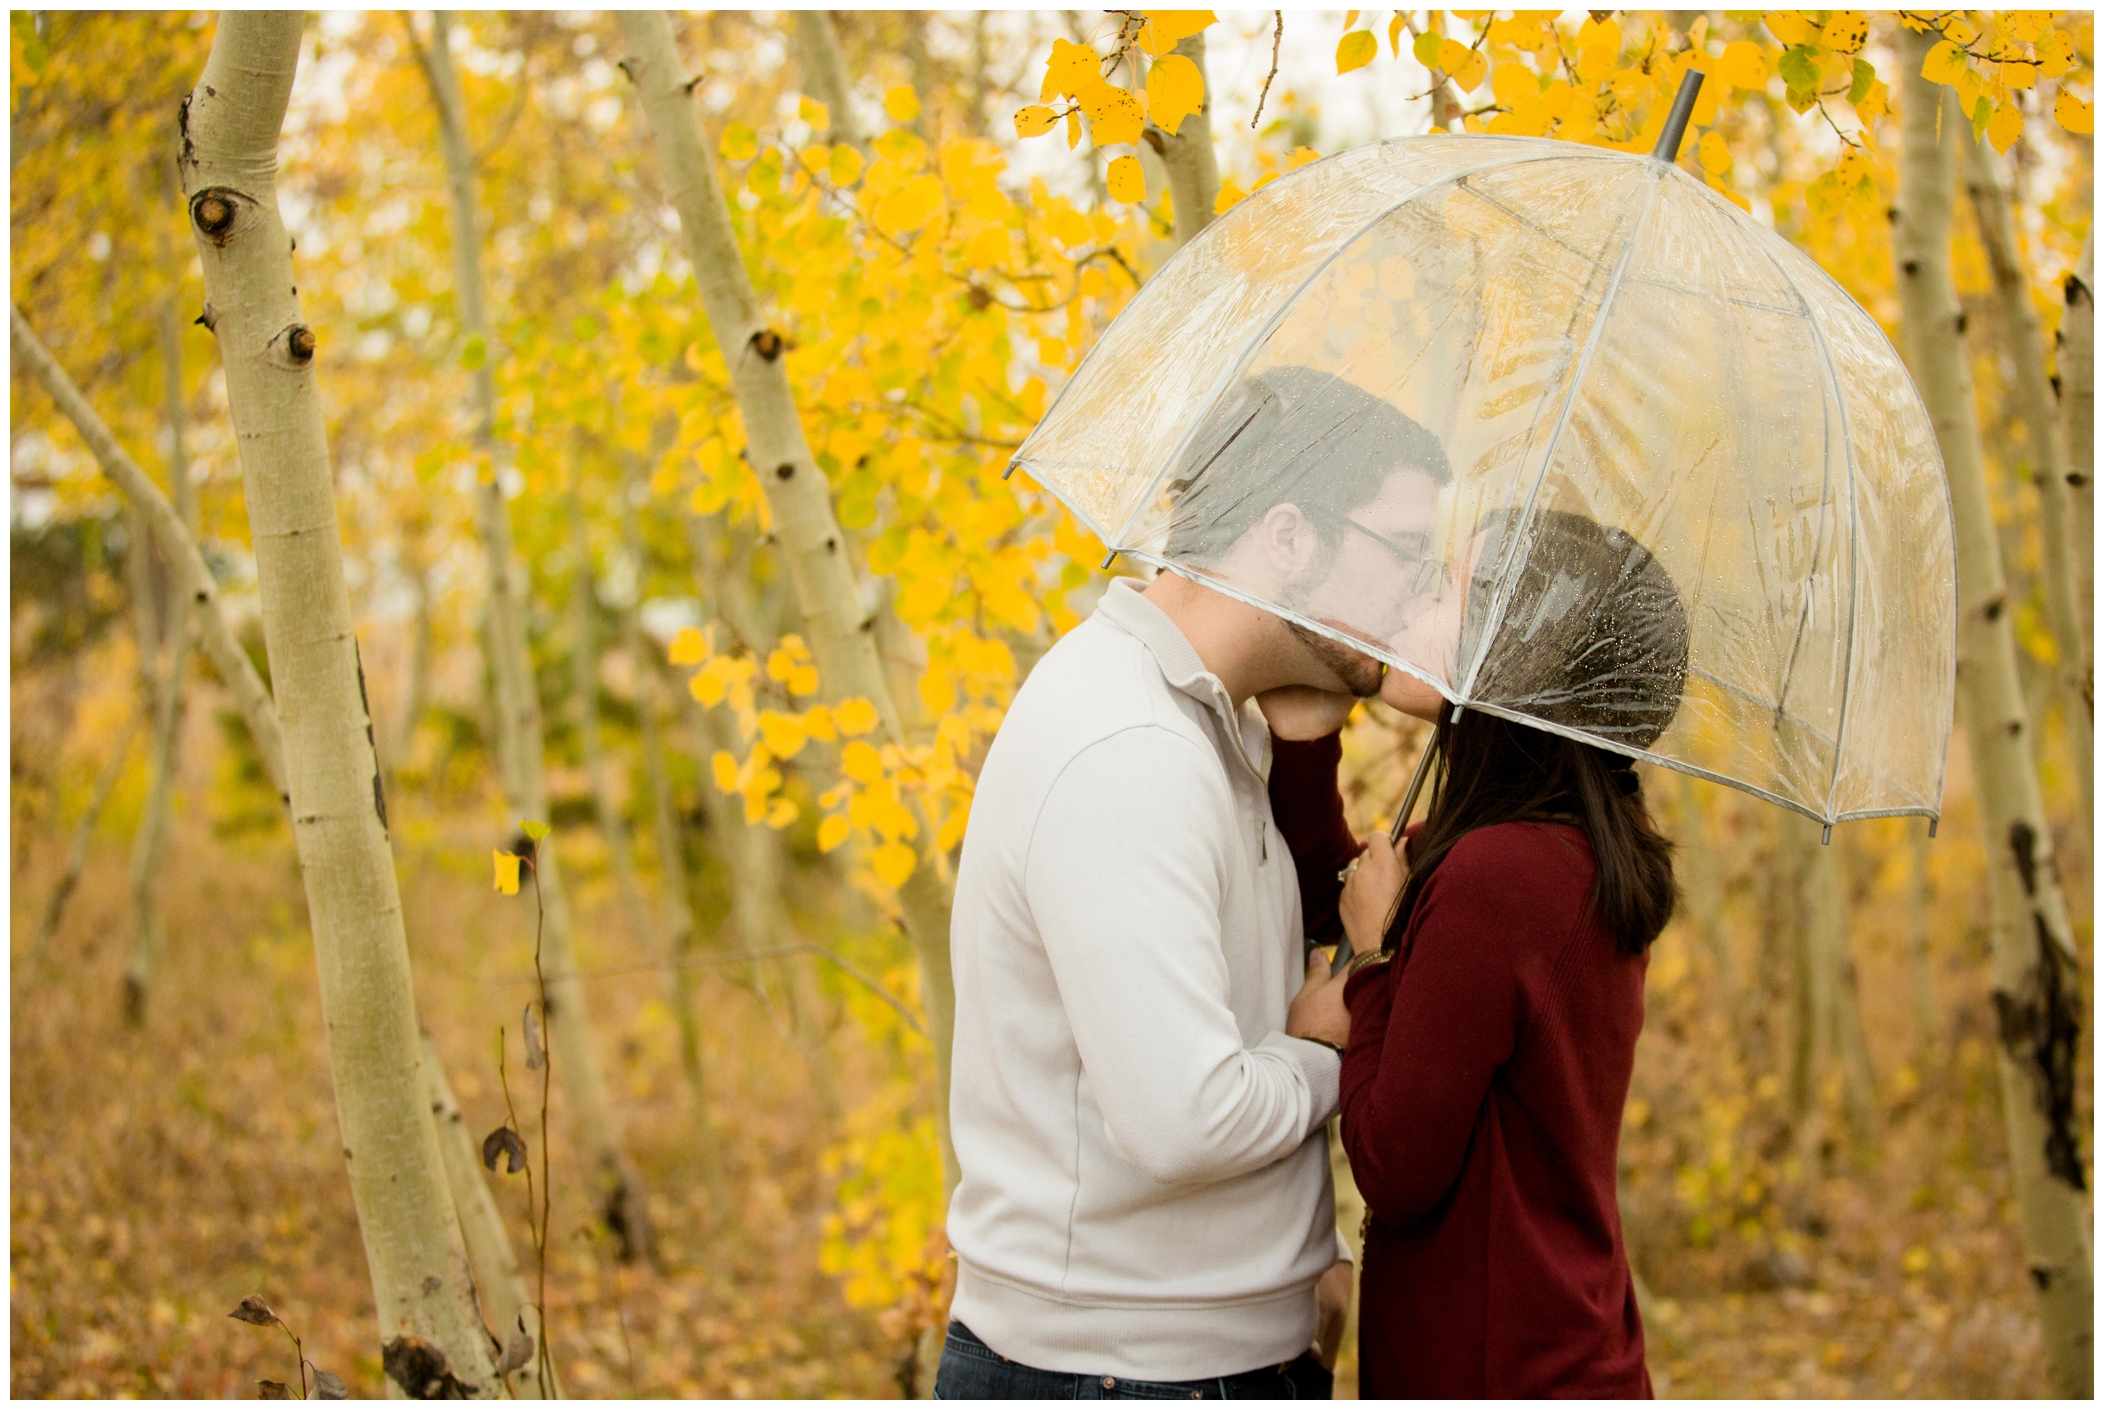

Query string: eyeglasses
[1308,508,1445,599]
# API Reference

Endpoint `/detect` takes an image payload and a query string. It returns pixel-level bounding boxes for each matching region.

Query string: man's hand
[1313,1257,1353,1369]
[1339,831,1407,957]
[1286,950,1349,1050]
[1255,684,1358,741]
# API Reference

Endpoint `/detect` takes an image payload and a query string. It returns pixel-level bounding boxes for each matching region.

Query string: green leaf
[571,315,598,341]
[1970,95,1994,140]
[519,819,550,842]
[1847,58,1875,105]
[1411,32,1443,70]
[459,336,486,371]
[1777,45,1821,93]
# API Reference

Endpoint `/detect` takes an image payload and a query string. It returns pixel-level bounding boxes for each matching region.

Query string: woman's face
[1380,529,1496,720]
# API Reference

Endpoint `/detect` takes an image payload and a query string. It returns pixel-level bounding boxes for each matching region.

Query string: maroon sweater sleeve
[1338,827,1533,1223]
[1267,730,1365,946]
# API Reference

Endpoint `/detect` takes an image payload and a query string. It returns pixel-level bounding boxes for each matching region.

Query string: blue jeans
[932,1321,1332,1400]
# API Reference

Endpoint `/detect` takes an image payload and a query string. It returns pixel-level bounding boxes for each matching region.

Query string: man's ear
[1258,503,1316,577]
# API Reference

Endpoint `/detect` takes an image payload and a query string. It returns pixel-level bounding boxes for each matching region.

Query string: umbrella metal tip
[1650,69,1706,165]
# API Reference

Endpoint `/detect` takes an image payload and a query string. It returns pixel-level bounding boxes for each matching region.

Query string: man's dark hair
[1162,365,1452,564]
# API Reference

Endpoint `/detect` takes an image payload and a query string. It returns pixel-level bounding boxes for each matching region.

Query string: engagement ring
[1336,860,1360,882]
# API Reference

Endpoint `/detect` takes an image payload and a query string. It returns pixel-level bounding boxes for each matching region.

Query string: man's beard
[1285,617,1386,697]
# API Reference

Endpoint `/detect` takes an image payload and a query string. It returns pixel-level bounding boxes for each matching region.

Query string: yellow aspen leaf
[743,792,769,825]
[1012,104,1059,138]
[1042,37,1101,100]
[1146,53,1204,136]
[1079,82,1145,146]
[804,704,838,742]
[883,84,921,124]
[1287,145,1322,169]
[799,144,830,177]
[1037,335,1067,367]
[1106,154,1147,203]
[1720,41,1770,90]
[1986,99,2024,153]
[798,95,830,130]
[1250,171,1279,193]
[1941,16,1978,45]
[493,850,521,896]
[1698,130,1732,175]
[1138,10,1216,57]
[1344,10,1359,27]
[1412,31,1443,70]
[711,751,741,794]
[843,740,885,784]
[871,842,917,888]
[829,144,866,185]
[1491,62,1536,111]
[1763,11,1816,48]
[718,123,759,162]
[2006,13,2052,44]
[757,710,808,760]
[1819,11,1868,54]
[1213,177,1247,213]
[1448,46,1488,93]
[2036,29,2075,80]
[789,665,819,695]
[766,797,799,830]
[1066,108,1082,149]
[1920,41,1968,86]
[767,638,811,682]
[963,224,1011,268]
[2054,91,2093,135]
[689,667,727,707]
[2000,60,2036,91]
[872,173,946,235]
[817,814,851,852]
[937,806,971,853]
[667,626,710,665]
[520,817,548,843]
[834,697,880,735]
[1336,29,1377,75]
[1576,38,1618,84]
[1854,78,1889,125]
[1387,12,1406,58]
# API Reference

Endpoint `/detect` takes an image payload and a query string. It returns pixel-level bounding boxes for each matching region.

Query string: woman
[1267,508,1689,1398]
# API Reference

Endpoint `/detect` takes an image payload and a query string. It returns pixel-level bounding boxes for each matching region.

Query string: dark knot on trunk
[190,189,238,242]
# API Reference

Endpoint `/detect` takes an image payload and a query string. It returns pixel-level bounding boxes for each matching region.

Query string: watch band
[1345,948,1393,977]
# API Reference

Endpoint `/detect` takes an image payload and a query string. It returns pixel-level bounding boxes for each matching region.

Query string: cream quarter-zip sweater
[945,578,1344,1382]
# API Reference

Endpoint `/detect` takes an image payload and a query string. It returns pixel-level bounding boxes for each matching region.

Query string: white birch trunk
[1965,135,2091,821]
[11,305,287,806]
[619,7,957,1189]
[411,9,654,1261]
[125,297,199,1024]
[1894,45,2092,1394]
[178,12,496,1390]
[1148,32,1220,251]
[2061,232,2093,728]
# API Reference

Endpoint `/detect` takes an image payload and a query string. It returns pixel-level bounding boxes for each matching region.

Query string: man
[937,367,1453,1398]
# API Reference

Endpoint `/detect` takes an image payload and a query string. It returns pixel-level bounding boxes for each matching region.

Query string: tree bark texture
[1150,31,1220,251]
[11,305,287,806]
[125,298,200,1024]
[1964,135,2090,820]
[412,9,654,1262]
[794,9,865,148]
[620,7,957,1190]
[1780,815,1875,1147]
[1894,42,2092,1395]
[177,12,497,1389]
[419,1030,551,1399]
[2061,231,2093,724]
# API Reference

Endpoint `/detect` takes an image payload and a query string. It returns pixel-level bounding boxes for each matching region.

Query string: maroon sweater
[1270,733,1651,1399]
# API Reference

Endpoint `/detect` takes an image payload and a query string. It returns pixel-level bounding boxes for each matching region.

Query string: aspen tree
[619,6,958,1189]
[1781,815,1874,1150]
[124,291,197,1024]
[10,306,286,804]
[407,9,654,1260]
[1149,31,1220,249]
[2063,231,2093,717]
[22,705,144,996]
[1894,39,2092,1395]
[419,1030,550,1399]
[1965,135,2090,818]
[794,9,865,149]
[176,11,496,1388]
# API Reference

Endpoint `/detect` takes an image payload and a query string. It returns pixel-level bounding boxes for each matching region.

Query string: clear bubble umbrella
[1008,78,1954,841]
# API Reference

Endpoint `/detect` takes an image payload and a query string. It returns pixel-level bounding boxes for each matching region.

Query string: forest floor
[8,673,2092,1398]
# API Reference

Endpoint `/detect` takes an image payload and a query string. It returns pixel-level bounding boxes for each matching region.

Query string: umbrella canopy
[1010,134,1955,830]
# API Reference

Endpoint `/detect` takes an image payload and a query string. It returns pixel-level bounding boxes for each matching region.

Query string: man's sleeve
[1027,726,1338,1187]
[1267,729,1363,948]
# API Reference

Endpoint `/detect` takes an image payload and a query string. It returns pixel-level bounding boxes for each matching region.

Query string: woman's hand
[1286,950,1349,1050]
[1378,668,1446,722]
[1256,684,1358,741]
[1339,831,1406,956]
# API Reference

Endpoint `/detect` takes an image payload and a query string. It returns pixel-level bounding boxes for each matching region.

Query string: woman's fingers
[1339,830,1407,956]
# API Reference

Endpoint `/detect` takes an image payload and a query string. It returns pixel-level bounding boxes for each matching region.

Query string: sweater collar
[1094,578,1272,783]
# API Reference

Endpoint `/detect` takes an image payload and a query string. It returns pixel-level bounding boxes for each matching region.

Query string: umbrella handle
[1649,69,1705,165]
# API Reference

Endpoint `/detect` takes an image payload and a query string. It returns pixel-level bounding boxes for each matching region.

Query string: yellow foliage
[870,841,917,888]
[492,850,520,896]
[1012,104,1058,139]
[882,84,920,125]
[1137,11,1215,57]
[842,740,885,785]
[1336,29,1377,75]
[1106,154,1146,204]
[1145,53,1204,137]
[1078,82,1145,147]
[2055,91,2093,135]
[832,697,880,737]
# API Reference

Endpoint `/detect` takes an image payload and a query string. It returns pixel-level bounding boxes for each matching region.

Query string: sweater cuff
[1265,1032,1341,1131]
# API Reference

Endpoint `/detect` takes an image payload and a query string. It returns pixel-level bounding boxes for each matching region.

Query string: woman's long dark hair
[1387,508,1690,956]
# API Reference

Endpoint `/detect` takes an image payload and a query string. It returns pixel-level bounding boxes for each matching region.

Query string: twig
[529,847,553,1400]
[1251,12,1284,129]
[21,703,146,997]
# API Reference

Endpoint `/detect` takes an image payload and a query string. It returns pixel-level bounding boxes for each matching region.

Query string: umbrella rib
[1455,168,1663,704]
[1101,150,1578,556]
